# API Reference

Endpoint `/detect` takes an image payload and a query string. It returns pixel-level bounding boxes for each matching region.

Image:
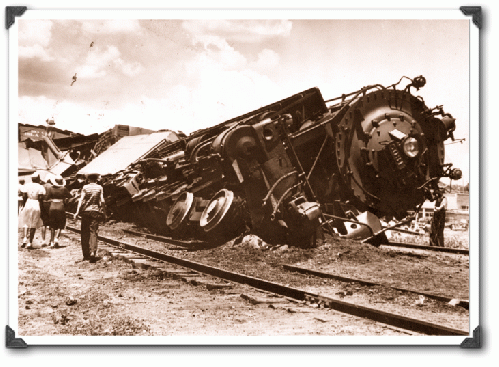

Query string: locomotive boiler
[100,76,461,247]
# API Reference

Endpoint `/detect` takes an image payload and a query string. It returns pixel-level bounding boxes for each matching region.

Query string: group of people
[18,172,107,263]
[18,173,71,249]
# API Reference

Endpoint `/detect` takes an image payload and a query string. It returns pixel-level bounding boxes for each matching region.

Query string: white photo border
[7,7,480,346]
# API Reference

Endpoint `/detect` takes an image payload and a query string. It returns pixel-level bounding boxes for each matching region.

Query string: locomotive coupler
[286,195,323,247]
[287,196,322,225]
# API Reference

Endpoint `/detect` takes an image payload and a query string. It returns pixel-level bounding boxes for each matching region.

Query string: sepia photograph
[7,5,480,349]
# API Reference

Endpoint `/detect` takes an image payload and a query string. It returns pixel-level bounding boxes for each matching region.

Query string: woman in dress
[74,173,107,262]
[18,173,46,249]
[46,177,72,248]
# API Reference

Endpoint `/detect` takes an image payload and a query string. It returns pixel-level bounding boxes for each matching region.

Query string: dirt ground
[17,229,417,338]
[98,221,470,331]
[16,216,469,338]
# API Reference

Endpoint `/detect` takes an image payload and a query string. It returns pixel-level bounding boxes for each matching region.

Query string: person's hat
[50,177,64,186]
[86,173,100,180]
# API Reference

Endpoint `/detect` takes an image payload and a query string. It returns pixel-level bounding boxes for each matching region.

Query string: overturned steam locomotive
[98,76,461,247]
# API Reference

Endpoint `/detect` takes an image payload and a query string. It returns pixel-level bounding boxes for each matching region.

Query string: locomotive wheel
[166,192,194,231]
[199,189,235,233]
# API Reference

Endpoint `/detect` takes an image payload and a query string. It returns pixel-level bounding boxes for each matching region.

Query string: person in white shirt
[18,173,46,249]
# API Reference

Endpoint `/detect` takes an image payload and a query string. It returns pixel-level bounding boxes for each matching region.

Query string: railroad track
[123,228,469,309]
[381,242,469,255]
[64,224,468,336]
[123,228,469,256]
[122,229,209,248]
[67,213,469,255]
[282,264,469,309]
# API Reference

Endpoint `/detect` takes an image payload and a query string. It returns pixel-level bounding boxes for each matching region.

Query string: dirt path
[17,230,412,337]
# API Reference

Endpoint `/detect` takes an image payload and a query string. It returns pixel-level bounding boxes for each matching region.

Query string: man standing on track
[430,195,447,247]
[74,173,107,263]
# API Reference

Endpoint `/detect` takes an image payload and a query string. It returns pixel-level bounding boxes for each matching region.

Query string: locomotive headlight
[403,137,419,158]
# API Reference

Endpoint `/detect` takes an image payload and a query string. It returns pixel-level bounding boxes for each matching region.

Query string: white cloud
[153,62,285,134]
[252,49,280,70]
[181,19,285,93]
[18,19,53,47]
[18,19,54,61]
[188,39,248,72]
[182,20,292,43]
[77,45,144,78]
[17,61,285,136]
[115,59,144,77]
[147,22,289,133]
[17,20,286,136]
[78,45,120,78]
[18,44,54,61]
[80,20,141,34]
[175,28,285,133]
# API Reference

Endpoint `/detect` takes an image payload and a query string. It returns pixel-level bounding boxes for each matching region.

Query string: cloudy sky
[16,14,470,182]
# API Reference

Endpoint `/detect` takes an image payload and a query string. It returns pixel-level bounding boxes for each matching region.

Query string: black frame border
[460,6,482,29]
[5,6,27,30]
[6,325,28,348]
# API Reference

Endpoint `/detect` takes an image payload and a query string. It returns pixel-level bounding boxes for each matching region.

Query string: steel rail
[65,224,468,336]
[382,242,469,255]
[283,264,469,309]
[117,221,468,256]
[122,229,207,248]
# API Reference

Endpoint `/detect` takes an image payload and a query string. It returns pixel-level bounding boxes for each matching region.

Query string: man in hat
[74,173,106,262]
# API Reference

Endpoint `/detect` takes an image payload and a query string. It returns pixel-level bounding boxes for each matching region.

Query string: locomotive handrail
[306,135,329,181]
[262,170,299,206]
[279,114,340,234]
[278,117,319,202]
[324,84,385,103]
[270,183,302,220]
[416,176,440,191]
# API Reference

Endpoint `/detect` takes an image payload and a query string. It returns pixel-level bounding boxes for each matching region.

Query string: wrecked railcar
[83,76,461,247]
